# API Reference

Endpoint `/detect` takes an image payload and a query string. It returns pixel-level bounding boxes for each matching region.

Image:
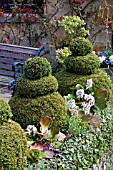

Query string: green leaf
[40,116,52,135]
[75,84,84,90]
[95,88,108,109]
[95,88,108,99]
[82,114,100,128]
[50,126,60,139]
[95,98,107,109]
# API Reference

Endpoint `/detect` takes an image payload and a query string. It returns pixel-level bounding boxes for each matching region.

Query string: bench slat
[0,51,32,60]
[0,70,14,77]
[0,63,12,70]
[0,43,39,55]
[0,57,20,64]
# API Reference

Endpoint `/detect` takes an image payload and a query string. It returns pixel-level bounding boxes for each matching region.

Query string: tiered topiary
[55,37,112,99]
[9,57,66,129]
[0,99,27,170]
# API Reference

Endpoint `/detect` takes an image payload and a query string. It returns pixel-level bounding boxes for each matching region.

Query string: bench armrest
[35,46,44,56]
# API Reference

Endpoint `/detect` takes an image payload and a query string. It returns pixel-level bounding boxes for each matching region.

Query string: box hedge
[55,69,112,99]
[9,92,66,129]
[24,57,52,80]
[16,75,58,98]
[70,37,93,56]
[65,53,100,75]
[0,99,27,170]
[0,99,12,124]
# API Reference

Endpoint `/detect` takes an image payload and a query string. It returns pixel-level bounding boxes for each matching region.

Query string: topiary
[9,57,67,129]
[16,75,58,98]
[0,99,27,170]
[0,99,12,124]
[65,53,100,75]
[9,92,66,129]
[70,37,93,56]
[55,69,112,99]
[24,57,52,79]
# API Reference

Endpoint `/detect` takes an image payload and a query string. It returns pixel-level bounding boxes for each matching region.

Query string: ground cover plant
[24,80,113,170]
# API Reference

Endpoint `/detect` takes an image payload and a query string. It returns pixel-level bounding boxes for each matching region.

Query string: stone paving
[0,76,13,102]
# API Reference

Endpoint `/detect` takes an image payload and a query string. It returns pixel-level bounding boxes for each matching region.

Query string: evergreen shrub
[24,57,52,79]
[9,92,66,128]
[16,75,58,98]
[65,53,100,75]
[70,37,93,56]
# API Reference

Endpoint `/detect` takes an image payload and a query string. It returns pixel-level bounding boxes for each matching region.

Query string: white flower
[57,132,66,142]
[26,125,37,135]
[71,107,78,116]
[84,94,95,106]
[67,99,76,109]
[86,78,92,89]
[109,55,113,64]
[76,89,84,99]
[82,102,91,114]
[99,56,106,63]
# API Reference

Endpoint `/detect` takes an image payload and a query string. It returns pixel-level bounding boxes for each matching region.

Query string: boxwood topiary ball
[16,75,58,98]
[55,69,112,99]
[65,53,100,75]
[0,120,27,170]
[24,57,52,80]
[70,37,93,56]
[9,92,66,129]
[0,99,13,124]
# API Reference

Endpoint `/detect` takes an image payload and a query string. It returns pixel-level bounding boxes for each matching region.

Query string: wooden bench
[0,43,44,95]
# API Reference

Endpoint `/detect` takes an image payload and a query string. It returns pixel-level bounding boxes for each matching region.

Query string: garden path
[0,76,12,102]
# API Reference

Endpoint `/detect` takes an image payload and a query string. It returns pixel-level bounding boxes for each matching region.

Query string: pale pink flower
[67,99,76,109]
[86,79,92,89]
[76,89,84,99]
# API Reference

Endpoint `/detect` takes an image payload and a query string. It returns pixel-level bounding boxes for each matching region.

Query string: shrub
[0,99,12,124]
[24,57,52,80]
[65,53,100,75]
[55,69,112,99]
[0,121,27,170]
[16,75,58,98]
[9,92,66,129]
[70,37,93,56]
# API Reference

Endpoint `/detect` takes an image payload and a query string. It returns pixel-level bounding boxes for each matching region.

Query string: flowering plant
[56,47,72,67]
[97,49,113,67]
[64,78,95,115]
[25,116,71,163]
[64,78,109,128]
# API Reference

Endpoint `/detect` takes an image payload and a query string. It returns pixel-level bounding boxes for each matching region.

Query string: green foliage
[9,92,66,129]
[95,88,109,109]
[70,37,93,56]
[24,57,52,80]
[16,75,58,98]
[56,47,72,67]
[31,101,113,169]
[68,115,87,135]
[65,53,100,75]
[0,120,27,170]
[58,16,89,37]
[55,69,112,100]
[0,99,12,124]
